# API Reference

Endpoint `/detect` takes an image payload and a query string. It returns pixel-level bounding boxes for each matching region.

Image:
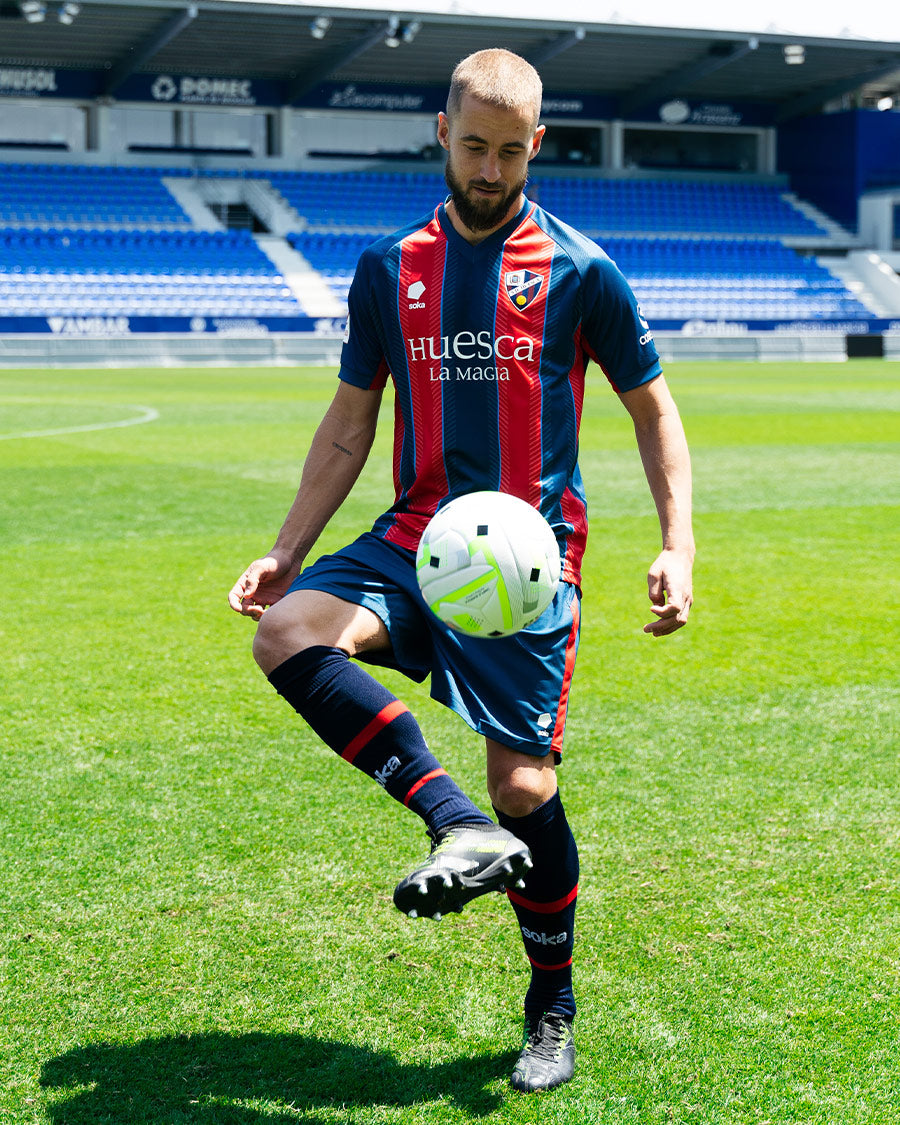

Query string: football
[415,491,561,638]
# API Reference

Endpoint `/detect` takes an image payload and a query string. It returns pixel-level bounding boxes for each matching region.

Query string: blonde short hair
[447,49,543,127]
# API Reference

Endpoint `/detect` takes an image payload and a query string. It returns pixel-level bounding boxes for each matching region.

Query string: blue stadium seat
[0,164,866,324]
[0,162,193,228]
[286,229,869,322]
[0,226,305,317]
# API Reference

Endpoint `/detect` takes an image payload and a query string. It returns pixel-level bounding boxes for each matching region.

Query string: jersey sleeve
[338,248,390,391]
[581,254,662,393]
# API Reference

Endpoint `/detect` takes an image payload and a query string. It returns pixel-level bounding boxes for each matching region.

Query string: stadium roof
[1,0,899,121]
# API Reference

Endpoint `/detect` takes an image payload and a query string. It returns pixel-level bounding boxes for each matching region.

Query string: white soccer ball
[415,491,561,638]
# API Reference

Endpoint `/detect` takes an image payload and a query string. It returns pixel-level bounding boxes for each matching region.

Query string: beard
[444,153,527,234]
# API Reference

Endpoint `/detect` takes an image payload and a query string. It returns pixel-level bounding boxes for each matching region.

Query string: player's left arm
[619,374,695,636]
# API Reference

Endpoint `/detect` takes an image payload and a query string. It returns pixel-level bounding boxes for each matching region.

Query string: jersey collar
[437,197,535,258]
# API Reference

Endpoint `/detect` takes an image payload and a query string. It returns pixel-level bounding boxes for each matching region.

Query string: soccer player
[229,48,694,1093]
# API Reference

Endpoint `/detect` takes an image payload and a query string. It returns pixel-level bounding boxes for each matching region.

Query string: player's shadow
[40,1030,514,1123]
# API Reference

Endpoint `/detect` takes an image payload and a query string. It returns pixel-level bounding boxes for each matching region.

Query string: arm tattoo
[332,441,353,457]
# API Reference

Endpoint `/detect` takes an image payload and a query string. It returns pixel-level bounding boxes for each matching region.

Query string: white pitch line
[0,404,160,441]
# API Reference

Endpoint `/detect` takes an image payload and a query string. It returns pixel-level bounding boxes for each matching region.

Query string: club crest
[505,269,544,310]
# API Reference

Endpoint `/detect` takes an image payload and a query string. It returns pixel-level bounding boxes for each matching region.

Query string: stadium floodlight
[401,20,421,44]
[57,1,80,23]
[877,95,894,111]
[783,44,805,65]
[19,0,46,21]
[309,15,331,40]
[384,16,400,48]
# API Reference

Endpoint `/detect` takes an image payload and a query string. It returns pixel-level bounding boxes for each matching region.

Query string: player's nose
[480,152,502,182]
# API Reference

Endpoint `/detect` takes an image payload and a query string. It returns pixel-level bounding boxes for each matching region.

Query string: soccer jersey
[339,197,661,585]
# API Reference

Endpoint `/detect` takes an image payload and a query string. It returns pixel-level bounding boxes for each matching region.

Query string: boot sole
[394,846,532,919]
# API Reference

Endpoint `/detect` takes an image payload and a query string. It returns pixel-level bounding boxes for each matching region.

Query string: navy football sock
[267,646,491,835]
[496,790,578,1020]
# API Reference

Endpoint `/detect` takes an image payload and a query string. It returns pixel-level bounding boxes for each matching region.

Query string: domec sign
[115,72,281,107]
[150,74,257,106]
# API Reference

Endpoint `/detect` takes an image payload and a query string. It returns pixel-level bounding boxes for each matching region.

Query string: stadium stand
[0,163,875,324]
[0,163,193,229]
[531,177,831,238]
[271,168,870,322]
[0,227,304,317]
[268,169,831,238]
[0,4,896,366]
[602,238,872,320]
[268,169,446,232]
[288,230,871,322]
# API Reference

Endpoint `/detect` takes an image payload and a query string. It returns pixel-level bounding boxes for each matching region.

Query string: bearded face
[444,150,529,234]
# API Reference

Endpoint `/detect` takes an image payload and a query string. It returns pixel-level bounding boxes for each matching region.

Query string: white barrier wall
[3,332,894,367]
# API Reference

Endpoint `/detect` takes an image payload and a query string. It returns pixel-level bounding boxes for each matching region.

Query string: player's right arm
[228,380,383,619]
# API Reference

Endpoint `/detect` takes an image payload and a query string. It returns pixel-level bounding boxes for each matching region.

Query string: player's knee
[490,770,557,819]
[251,602,314,675]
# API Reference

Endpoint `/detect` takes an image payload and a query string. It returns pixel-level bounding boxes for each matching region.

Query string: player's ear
[437,112,451,152]
[528,124,546,162]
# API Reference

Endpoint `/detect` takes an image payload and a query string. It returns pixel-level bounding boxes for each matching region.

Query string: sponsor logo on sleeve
[637,303,654,346]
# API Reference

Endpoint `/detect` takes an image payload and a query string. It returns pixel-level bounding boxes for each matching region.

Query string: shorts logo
[505,269,543,310]
[407,280,426,309]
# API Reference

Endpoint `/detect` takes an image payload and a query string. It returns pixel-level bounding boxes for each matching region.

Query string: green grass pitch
[1,360,897,1123]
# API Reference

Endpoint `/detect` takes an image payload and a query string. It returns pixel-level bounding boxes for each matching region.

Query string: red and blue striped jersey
[338,198,661,585]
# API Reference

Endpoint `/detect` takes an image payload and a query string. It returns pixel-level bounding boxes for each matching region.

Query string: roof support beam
[775,58,900,121]
[526,27,585,67]
[103,5,198,97]
[286,19,396,105]
[619,39,758,118]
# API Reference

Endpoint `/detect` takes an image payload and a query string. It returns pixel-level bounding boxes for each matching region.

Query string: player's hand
[644,547,694,636]
[228,552,297,621]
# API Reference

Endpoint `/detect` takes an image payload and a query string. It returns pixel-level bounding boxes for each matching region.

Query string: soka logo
[407,280,426,310]
[521,926,568,946]
[637,303,653,347]
[505,269,543,310]
[374,755,401,787]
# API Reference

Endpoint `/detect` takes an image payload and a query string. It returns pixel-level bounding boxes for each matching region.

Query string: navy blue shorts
[287,532,581,757]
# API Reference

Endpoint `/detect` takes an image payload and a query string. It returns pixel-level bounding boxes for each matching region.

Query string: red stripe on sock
[340,700,408,764]
[403,767,447,806]
[507,884,579,913]
[527,954,573,971]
